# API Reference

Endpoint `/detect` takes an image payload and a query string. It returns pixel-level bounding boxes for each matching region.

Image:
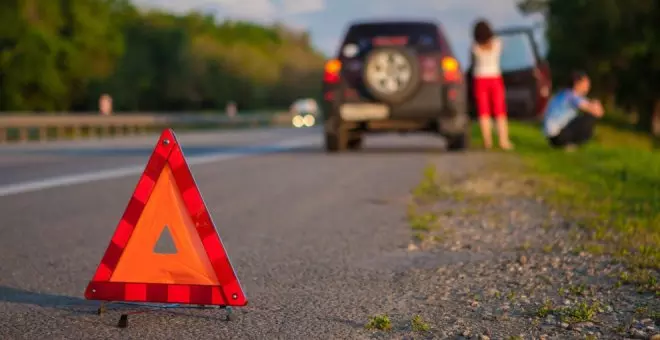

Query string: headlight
[292,115,304,128]
[303,115,315,127]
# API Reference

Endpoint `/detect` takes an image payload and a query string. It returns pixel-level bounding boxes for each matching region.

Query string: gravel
[383,153,660,339]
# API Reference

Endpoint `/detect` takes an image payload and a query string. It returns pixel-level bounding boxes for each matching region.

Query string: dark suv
[321,20,470,152]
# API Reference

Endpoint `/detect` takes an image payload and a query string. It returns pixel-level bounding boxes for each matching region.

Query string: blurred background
[0,0,658,137]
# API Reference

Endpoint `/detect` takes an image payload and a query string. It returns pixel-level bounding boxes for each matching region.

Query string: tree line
[0,0,326,113]
[518,0,660,135]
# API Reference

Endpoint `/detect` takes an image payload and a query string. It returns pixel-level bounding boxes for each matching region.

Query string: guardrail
[0,111,293,143]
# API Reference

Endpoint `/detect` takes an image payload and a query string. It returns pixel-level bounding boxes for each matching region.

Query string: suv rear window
[340,22,444,56]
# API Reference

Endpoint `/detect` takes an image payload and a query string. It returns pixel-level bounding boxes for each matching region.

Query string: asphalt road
[0,127,458,339]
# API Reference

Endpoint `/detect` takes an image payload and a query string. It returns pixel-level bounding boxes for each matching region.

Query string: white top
[472,37,502,78]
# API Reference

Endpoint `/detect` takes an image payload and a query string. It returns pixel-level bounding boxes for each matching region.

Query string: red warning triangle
[85,129,247,306]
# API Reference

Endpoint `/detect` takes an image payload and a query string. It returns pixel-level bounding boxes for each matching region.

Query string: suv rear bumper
[323,83,466,122]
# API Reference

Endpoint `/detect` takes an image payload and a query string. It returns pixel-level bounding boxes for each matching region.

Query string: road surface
[0,127,452,339]
[2,128,654,340]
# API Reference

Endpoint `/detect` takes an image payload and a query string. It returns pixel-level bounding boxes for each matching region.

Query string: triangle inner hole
[153,225,177,254]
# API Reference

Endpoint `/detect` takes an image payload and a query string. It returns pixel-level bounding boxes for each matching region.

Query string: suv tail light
[324,59,341,83]
[441,57,461,82]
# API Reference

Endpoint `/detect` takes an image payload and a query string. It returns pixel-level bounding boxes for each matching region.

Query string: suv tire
[324,131,347,152]
[324,116,348,152]
[445,132,470,151]
[347,135,363,150]
[362,47,421,105]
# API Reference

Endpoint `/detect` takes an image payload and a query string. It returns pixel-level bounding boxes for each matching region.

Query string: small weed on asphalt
[410,314,430,332]
[411,164,442,203]
[365,314,392,331]
[408,211,438,232]
[557,301,600,323]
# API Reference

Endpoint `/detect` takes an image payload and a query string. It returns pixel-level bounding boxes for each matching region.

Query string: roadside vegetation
[400,118,658,337]
[502,121,659,290]
[0,0,325,112]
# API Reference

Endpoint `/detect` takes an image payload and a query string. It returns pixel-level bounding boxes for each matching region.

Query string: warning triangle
[84,129,247,307]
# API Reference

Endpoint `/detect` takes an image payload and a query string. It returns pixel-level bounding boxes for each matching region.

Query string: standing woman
[471,19,513,150]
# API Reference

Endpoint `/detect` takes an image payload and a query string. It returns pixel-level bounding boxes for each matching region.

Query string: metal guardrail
[0,111,292,143]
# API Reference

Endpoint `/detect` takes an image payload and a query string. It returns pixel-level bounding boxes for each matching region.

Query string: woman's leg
[474,78,493,149]
[492,77,513,150]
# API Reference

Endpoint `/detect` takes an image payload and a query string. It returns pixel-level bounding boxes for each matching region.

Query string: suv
[467,26,552,120]
[321,20,470,152]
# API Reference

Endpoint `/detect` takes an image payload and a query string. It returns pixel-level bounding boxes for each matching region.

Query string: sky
[133,0,545,66]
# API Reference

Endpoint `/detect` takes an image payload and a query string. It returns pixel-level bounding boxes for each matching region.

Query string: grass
[410,164,443,203]
[535,299,600,324]
[410,315,430,332]
[407,209,439,231]
[470,119,659,292]
[365,314,392,331]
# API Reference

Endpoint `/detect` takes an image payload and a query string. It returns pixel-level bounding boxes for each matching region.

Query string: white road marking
[0,136,317,197]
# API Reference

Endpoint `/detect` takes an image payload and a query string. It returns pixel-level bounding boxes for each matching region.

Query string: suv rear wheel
[324,130,346,152]
[445,132,470,151]
[437,114,470,151]
[347,135,363,150]
[324,130,364,152]
[324,116,348,152]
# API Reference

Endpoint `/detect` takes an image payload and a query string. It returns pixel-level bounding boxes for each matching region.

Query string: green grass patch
[365,314,392,331]
[534,299,600,324]
[469,119,659,290]
[410,314,430,332]
[410,164,443,203]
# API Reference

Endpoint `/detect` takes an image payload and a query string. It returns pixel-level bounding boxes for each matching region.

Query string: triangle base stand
[96,301,237,328]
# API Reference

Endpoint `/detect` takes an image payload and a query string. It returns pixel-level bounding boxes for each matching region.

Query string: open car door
[467,26,551,120]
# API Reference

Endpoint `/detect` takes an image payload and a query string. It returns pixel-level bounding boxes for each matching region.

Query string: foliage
[518,0,660,134]
[365,314,392,331]
[0,0,325,112]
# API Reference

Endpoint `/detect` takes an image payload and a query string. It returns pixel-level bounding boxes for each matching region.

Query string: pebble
[544,315,555,325]
[482,313,496,321]
[560,322,569,329]
[630,329,647,339]
[572,321,594,328]
[518,255,528,265]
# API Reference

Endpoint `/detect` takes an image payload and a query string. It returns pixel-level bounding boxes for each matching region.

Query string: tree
[518,0,660,135]
[0,0,326,112]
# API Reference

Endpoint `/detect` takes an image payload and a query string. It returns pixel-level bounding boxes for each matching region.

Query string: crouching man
[542,71,605,150]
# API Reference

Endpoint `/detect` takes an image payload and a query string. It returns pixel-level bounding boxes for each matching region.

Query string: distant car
[290,98,318,128]
[320,20,471,152]
[466,26,552,120]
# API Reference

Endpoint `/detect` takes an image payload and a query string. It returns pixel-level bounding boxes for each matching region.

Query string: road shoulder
[363,152,658,339]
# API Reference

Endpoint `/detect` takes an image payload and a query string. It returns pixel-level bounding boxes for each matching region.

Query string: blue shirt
[542,89,587,137]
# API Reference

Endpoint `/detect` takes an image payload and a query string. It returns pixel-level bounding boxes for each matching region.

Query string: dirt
[372,153,660,340]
